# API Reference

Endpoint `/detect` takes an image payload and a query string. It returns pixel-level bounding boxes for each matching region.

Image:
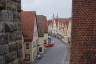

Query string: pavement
[37,37,70,64]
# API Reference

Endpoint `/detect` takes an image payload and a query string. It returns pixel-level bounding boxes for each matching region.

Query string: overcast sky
[21,0,72,19]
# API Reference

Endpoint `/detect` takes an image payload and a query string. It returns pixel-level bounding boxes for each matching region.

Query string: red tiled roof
[21,11,36,41]
[55,18,71,27]
[48,18,71,29]
[42,16,48,33]
[37,15,48,33]
[48,20,53,26]
[48,20,52,25]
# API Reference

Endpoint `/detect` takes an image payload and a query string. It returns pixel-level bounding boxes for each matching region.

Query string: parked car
[44,43,55,47]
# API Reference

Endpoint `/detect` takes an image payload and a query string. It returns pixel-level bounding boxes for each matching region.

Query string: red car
[44,43,55,47]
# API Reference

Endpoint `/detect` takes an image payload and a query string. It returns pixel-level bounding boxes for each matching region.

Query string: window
[26,43,29,49]
[25,54,30,61]
[44,40,47,44]
[39,47,42,52]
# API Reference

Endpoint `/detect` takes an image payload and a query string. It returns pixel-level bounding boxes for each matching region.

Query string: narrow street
[38,37,70,64]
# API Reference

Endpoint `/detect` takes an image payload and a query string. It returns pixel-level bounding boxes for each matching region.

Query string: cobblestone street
[37,37,70,64]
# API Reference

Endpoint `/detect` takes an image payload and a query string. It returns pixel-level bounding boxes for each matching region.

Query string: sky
[21,0,72,19]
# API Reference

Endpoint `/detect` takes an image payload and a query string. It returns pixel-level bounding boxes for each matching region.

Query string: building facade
[42,16,48,44]
[0,0,22,64]
[48,17,71,39]
[48,20,53,36]
[71,0,96,64]
[21,11,38,64]
[36,15,45,56]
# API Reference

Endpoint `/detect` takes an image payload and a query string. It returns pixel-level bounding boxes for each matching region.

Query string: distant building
[0,0,22,64]
[21,11,38,64]
[48,17,71,39]
[48,20,53,35]
[36,15,46,56]
[56,18,71,37]
[42,16,48,44]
